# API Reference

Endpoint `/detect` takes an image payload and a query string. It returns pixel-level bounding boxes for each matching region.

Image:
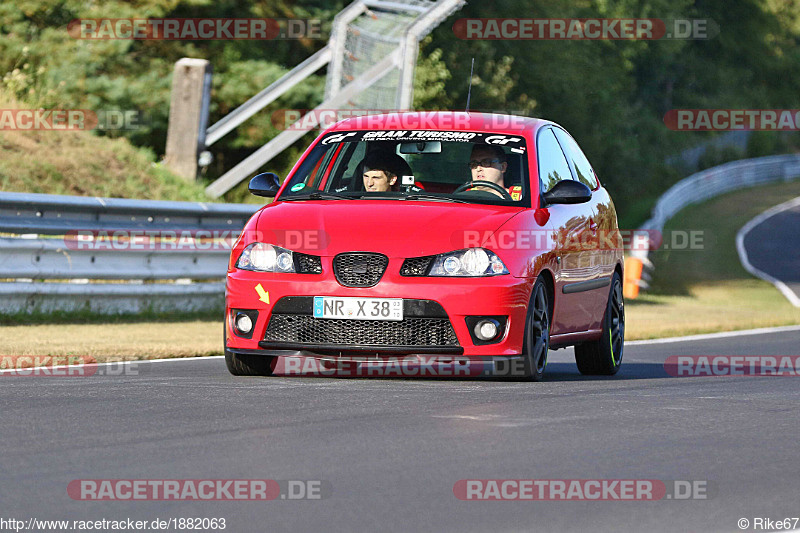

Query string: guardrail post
[164,58,212,182]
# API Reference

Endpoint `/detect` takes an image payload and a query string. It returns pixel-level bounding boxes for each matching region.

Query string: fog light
[475,319,499,341]
[235,313,253,334]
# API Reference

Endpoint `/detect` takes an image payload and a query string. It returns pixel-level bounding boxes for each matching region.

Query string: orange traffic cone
[623,256,643,299]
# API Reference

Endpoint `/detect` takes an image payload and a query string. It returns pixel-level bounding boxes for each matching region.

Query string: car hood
[254,200,523,257]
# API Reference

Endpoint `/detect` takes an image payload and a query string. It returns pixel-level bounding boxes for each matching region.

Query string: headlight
[428,248,508,276]
[236,243,296,273]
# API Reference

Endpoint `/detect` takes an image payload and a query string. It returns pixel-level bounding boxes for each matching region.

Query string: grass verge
[0,90,211,201]
[0,321,222,361]
[626,179,800,339]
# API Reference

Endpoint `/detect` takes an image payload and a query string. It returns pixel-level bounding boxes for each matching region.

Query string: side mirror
[542,180,592,205]
[248,172,281,198]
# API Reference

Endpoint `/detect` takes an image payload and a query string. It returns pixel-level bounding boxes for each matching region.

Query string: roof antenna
[465,57,474,112]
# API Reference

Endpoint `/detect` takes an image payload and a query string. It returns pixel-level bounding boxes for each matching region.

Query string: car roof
[326,111,550,135]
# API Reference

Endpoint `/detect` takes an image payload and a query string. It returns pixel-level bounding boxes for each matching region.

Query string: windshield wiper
[280,191,354,201]
[404,193,468,203]
[358,194,402,200]
[357,193,467,203]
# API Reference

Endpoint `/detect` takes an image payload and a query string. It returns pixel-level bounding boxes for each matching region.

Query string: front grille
[294,252,322,274]
[264,315,458,346]
[400,255,435,276]
[333,252,388,287]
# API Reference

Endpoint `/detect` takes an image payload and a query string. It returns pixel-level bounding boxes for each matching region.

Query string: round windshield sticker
[290,183,305,192]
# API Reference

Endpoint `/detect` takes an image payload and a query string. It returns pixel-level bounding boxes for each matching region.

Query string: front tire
[225,349,276,376]
[517,277,551,381]
[224,326,275,376]
[575,272,624,375]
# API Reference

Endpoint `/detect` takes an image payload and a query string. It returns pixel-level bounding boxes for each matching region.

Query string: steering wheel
[453,180,513,201]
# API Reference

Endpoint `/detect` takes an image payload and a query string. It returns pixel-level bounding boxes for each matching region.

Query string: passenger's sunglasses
[468,158,502,169]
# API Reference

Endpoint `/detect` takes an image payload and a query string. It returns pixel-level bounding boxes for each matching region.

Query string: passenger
[360,152,410,192]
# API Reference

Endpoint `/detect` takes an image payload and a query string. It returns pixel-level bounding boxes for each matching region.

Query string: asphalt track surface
[741,198,800,303]
[3,328,800,533]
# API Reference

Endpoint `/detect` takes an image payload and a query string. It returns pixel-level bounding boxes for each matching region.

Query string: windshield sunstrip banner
[320,131,526,152]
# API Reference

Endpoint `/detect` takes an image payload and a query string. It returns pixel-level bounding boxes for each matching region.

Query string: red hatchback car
[224,112,624,380]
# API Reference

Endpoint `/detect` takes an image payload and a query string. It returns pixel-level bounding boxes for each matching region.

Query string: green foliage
[746,131,789,158]
[412,39,452,109]
[2,0,800,212]
[0,0,336,198]
[420,0,800,212]
[697,144,745,170]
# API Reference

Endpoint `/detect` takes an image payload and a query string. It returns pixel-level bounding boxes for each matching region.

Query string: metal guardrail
[0,192,259,314]
[0,191,257,234]
[632,154,800,291]
[0,281,227,315]
[0,237,231,280]
[5,155,799,311]
[640,154,800,232]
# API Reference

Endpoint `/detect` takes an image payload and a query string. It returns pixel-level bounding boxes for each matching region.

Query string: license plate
[313,296,403,321]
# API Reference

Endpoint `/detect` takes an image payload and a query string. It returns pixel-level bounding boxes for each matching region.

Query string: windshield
[277,130,530,206]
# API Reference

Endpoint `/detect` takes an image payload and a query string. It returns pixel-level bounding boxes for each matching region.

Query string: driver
[467,145,522,200]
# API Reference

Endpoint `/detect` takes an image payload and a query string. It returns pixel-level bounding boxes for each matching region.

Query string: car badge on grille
[352,260,369,274]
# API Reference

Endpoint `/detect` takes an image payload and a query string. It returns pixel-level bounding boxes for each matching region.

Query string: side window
[328,141,366,191]
[341,141,367,179]
[553,128,598,189]
[537,128,573,193]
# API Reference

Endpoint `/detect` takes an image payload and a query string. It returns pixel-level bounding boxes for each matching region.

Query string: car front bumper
[225,268,533,358]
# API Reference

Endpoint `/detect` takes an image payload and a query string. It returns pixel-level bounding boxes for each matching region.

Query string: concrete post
[164,58,212,181]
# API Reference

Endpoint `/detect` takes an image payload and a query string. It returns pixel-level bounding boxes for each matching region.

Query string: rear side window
[536,128,573,193]
[553,128,598,189]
